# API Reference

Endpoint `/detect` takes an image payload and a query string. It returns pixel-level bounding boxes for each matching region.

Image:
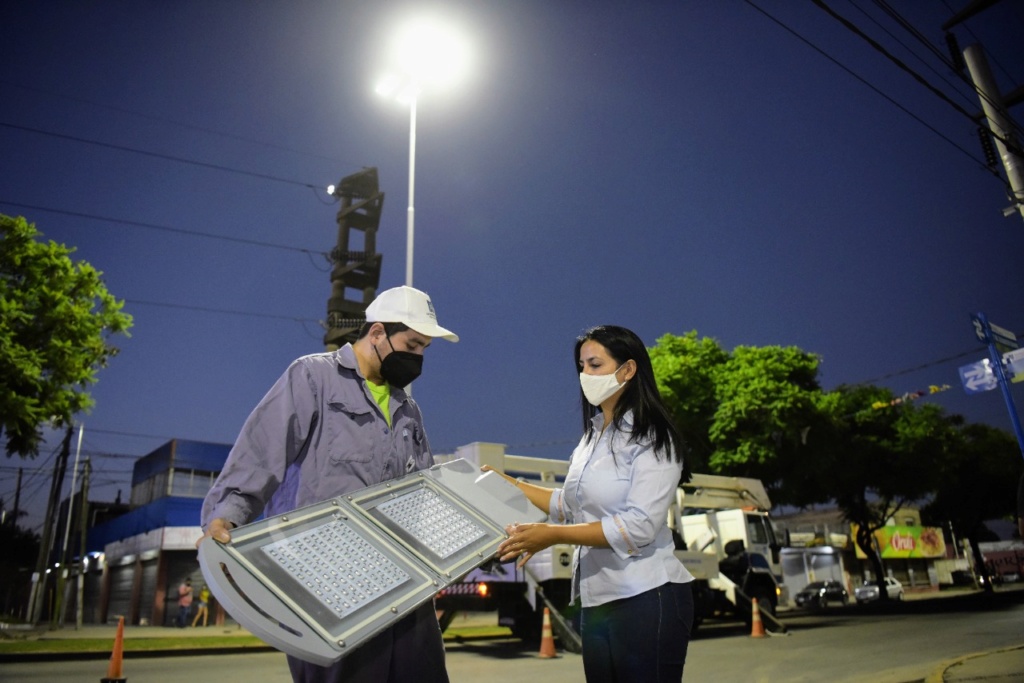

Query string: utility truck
[433,443,787,644]
[669,473,786,631]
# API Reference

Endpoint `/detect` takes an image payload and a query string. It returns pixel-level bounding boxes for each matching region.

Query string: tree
[0,215,132,458]
[813,385,958,598]
[923,423,1022,592]
[649,332,729,473]
[649,332,824,498]
[706,344,823,498]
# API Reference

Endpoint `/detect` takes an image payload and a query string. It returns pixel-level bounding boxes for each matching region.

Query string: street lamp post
[376,17,468,289]
[406,94,417,287]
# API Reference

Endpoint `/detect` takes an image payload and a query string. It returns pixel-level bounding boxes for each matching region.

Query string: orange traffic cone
[101,616,127,682]
[538,607,558,658]
[750,598,766,638]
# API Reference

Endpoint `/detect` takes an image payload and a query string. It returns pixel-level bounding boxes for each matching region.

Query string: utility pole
[76,459,90,629]
[11,467,22,526]
[53,424,84,628]
[27,427,73,625]
[943,1,1024,221]
[963,45,1024,221]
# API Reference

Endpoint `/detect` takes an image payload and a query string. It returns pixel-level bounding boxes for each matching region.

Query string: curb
[0,644,277,664]
[924,644,1024,683]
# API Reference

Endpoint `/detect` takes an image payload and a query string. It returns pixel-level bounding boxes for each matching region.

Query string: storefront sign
[851,525,946,559]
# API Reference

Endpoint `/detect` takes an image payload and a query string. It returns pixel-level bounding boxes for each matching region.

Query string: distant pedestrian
[192,585,211,627]
[177,577,193,628]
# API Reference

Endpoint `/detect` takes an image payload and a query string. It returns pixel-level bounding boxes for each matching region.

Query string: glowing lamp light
[375,15,471,288]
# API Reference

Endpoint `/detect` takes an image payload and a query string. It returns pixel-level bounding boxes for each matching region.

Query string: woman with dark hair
[485,325,695,682]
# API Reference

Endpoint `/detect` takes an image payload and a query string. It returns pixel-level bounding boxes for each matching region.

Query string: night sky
[3,1,1023,532]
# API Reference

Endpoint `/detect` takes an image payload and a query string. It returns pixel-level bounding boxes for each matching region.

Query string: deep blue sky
[3,1,1023,532]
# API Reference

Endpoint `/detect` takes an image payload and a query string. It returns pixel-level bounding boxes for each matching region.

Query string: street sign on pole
[972,313,1019,350]
[970,312,1024,463]
[989,321,1019,351]
[958,359,997,394]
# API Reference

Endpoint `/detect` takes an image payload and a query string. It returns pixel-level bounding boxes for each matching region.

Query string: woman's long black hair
[575,325,686,463]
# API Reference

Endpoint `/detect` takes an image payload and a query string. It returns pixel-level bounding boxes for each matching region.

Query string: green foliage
[804,385,960,582]
[923,423,1021,539]
[649,327,1019,578]
[649,332,728,472]
[650,332,822,498]
[0,215,132,458]
[708,345,822,477]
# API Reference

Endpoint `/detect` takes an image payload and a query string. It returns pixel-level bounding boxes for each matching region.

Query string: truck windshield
[745,513,771,545]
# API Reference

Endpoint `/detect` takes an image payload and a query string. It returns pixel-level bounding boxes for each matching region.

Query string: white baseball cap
[365,286,459,342]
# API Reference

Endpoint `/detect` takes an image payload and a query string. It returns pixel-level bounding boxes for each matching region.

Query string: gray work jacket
[201,344,433,529]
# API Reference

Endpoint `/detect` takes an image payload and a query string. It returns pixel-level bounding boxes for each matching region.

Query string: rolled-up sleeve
[601,447,681,560]
[201,360,319,530]
[548,487,569,524]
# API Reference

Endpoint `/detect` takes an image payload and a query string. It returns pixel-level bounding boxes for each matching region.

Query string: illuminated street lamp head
[376,16,470,101]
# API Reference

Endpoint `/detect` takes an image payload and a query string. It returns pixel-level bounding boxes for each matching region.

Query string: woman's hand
[481,464,518,487]
[497,522,558,568]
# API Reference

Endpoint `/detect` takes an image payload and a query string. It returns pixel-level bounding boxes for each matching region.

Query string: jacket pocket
[325,401,379,463]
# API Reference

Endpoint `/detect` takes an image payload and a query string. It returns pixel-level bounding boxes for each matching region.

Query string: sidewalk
[926,644,1024,683]
[26,623,257,640]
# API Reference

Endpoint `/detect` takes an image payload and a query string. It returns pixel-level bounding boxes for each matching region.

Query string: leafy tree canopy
[924,422,1022,536]
[648,329,1019,590]
[649,332,823,496]
[0,215,132,458]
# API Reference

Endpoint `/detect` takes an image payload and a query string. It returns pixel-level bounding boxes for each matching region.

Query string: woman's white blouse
[548,411,694,608]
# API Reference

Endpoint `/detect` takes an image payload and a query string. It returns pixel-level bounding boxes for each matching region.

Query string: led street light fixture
[198,458,543,666]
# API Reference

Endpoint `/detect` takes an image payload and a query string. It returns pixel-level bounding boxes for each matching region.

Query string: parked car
[794,580,849,608]
[854,577,904,603]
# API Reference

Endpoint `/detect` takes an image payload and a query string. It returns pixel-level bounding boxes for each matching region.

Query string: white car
[854,577,904,603]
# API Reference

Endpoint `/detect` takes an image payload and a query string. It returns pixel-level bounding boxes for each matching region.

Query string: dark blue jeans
[580,581,694,683]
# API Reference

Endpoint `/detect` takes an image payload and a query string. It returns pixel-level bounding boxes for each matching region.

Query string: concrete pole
[27,427,73,625]
[406,95,418,288]
[963,44,1024,221]
[76,459,90,629]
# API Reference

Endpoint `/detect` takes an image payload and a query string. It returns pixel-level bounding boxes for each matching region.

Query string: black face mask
[375,334,424,387]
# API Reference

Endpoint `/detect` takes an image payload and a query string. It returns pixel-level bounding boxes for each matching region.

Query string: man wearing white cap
[200,286,457,683]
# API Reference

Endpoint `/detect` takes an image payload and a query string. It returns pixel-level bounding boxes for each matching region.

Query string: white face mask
[579,364,627,406]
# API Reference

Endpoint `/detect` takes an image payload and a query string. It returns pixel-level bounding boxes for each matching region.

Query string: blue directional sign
[958,359,997,394]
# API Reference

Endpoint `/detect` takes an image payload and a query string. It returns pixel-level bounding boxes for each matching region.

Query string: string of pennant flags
[871,384,952,410]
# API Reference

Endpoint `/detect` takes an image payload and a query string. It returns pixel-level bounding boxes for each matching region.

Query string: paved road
[3,590,1023,682]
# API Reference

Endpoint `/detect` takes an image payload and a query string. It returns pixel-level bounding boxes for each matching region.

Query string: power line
[937,0,1024,88]
[1,79,362,170]
[851,347,983,386]
[124,298,324,326]
[809,0,1023,155]
[846,0,981,112]
[0,200,328,257]
[742,0,1006,178]
[0,121,326,190]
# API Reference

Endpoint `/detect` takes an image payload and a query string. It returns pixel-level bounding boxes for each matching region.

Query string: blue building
[79,439,229,626]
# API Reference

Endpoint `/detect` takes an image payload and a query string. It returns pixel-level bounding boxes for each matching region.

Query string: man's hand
[195,518,235,548]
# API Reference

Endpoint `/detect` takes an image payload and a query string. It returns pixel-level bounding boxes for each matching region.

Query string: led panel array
[261,519,410,618]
